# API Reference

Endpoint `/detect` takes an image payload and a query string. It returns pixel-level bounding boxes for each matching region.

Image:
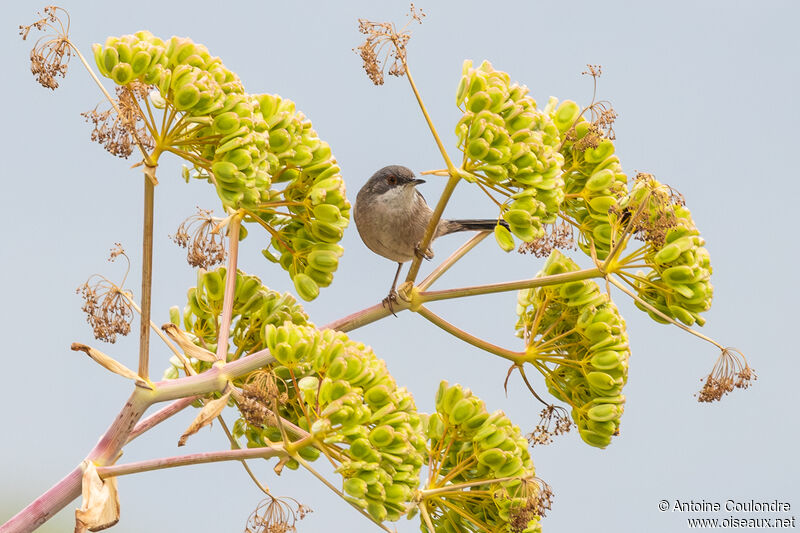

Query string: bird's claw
[382,290,399,317]
[414,242,433,261]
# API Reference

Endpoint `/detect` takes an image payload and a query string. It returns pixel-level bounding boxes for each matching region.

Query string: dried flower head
[519,221,575,257]
[355,3,425,85]
[563,64,618,151]
[19,6,72,90]
[612,173,685,248]
[81,82,155,158]
[527,405,573,446]
[509,477,554,531]
[171,208,226,269]
[697,347,756,403]
[239,370,288,428]
[76,245,133,343]
[245,495,311,533]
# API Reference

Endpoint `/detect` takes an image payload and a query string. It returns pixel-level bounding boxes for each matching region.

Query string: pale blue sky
[2,1,798,532]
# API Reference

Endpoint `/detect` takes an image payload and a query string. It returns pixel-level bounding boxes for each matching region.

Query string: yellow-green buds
[93,33,350,300]
[422,381,544,532]
[516,251,630,448]
[456,60,565,250]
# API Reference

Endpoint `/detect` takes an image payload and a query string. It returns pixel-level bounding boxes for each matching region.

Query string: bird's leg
[382,262,404,316]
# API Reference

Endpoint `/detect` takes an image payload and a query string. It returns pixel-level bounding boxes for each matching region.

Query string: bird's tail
[437,219,508,237]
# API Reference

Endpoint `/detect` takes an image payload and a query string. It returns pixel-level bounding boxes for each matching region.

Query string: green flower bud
[494,224,515,252]
[293,273,319,301]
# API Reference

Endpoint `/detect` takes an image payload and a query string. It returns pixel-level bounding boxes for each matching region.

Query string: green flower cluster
[516,251,629,448]
[619,177,713,326]
[163,266,308,378]
[93,32,349,300]
[257,323,426,523]
[549,100,628,260]
[454,60,564,249]
[422,381,541,533]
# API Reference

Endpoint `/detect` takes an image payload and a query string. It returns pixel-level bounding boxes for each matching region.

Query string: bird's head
[361,165,425,197]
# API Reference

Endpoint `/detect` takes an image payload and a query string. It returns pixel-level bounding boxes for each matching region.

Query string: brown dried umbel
[76,244,133,343]
[171,208,227,269]
[613,173,685,248]
[81,82,156,159]
[509,477,554,532]
[519,221,575,258]
[239,370,288,428]
[19,6,72,90]
[355,3,425,85]
[697,347,756,403]
[527,404,573,446]
[564,64,618,151]
[245,495,311,533]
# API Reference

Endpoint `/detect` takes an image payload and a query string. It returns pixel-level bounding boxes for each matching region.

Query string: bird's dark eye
[387,175,397,185]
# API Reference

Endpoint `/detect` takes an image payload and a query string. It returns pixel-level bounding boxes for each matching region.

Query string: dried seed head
[697,347,756,403]
[611,173,685,248]
[509,477,554,531]
[76,244,133,343]
[81,82,155,158]
[518,221,575,258]
[354,3,425,85]
[563,64,617,150]
[171,208,226,269]
[527,404,573,446]
[245,495,311,533]
[239,370,287,427]
[19,6,72,90]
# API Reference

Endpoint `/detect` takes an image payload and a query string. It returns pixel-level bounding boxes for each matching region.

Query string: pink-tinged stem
[126,396,198,444]
[322,301,400,332]
[97,446,286,478]
[215,213,243,362]
[1,389,151,533]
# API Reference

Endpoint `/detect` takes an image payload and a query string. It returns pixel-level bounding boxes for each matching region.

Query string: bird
[354,165,505,309]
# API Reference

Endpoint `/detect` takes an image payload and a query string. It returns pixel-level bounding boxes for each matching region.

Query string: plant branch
[417,305,523,364]
[418,232,490,291]
[401,59,461,285]
[216,211,244,362]
[96,446,286,478]
[606,275,723,349]
[418,267,604,303]
[137,172,156,381]
[126,396,198,444]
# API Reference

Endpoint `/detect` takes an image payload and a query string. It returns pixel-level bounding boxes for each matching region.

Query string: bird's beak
[411,178,426,186]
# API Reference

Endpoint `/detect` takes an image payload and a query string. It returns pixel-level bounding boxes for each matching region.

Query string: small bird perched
[354,165,504,308]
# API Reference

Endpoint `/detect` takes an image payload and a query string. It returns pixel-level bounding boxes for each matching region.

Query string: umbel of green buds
[455,60,565,250]
[93,32,350,300]
[618,175,713,326]
[421,381,542,532]
[163,267,308,378]
[516,251,630,448]
[549,99,628,261]
[247,323,426,523]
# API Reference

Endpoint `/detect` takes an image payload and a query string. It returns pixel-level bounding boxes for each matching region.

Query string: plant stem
[401,60,461,285]
[322,301,400,332]
[418,267,604,303]
[216,211,244,362]
[418,232,489,291]
[606,275,724,349]
[126,396,198,444]
[138,174,155,381]
[96,446,286,478]
[417,305,523,364]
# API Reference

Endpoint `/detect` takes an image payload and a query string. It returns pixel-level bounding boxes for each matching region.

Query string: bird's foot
[414,242,434,261]
[382,290,398,317]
